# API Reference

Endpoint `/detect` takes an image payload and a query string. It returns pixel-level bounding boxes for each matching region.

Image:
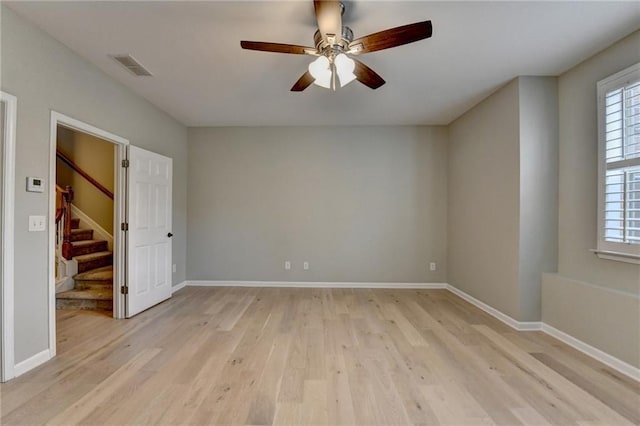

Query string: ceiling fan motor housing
[313,26,353,56]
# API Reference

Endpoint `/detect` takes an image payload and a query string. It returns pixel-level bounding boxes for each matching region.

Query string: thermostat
[26,177,45,193]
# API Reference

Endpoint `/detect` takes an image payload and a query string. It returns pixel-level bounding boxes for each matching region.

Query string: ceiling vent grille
[110,54,153,77]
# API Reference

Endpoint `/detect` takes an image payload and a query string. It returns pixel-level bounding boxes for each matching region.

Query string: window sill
[591,249,640,265]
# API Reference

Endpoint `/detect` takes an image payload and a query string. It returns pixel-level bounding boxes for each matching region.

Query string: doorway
[54,126,117,314]
[48,113,129,357]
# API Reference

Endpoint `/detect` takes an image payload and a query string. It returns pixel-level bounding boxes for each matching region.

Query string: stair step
[75,251,113,273]
[74,265,113,290]
[70,228,94,242]
[56,288,112,311]
[70,239,108,257]
[71,217,80,229]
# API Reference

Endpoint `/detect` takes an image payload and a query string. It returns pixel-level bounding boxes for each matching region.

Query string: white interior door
[126,145,173,317]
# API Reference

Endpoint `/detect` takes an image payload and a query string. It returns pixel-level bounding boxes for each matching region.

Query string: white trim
[13,349,52,378]
[1,91,17,382]
[53,112,129,146]
[49,112,130,363]
[446,284,543,331]
[171,281,187,294]
[71,204,113,251]
[591,249,640,265]
[114,144,128,320]
[596,62,640,259]
[187,280,448,289]
[444,284,638,381]
[542,323,640,382]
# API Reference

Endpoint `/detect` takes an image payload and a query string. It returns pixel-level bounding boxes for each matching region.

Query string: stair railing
[55,184,74,260]
[56,149,114,200]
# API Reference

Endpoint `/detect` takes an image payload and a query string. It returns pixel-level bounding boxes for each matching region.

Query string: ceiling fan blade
[314,0,342,44]
[348,20,432,55]
[291,71,315,92]
[353,59,385,89]
[240,41,316,55]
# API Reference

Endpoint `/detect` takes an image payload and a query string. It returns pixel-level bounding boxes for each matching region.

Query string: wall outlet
[285,261,291,270]
[429,262,437,271]
[172,264,177,273]
[28,215,46,232]
[303,261,309,271]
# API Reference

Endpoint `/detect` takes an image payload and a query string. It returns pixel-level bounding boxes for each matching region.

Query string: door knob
[167,232,173,238]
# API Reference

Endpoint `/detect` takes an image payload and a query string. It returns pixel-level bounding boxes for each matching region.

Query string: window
[597,63,640,262]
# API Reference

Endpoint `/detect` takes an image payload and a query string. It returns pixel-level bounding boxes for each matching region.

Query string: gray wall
[447,79,522,320]
[448,77,559,322]
[542,30,640,368]
[56,127,115,234]
[1,7,188,363]
[188,126,448,283]
[518,77,559,321]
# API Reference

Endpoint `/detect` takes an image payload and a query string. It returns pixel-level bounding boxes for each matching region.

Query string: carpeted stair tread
[57,287,112,301]
[74,265,113,281]
[70,239,108,256]
[74,251,112,262]
[74,251,113,273]
[70,228,94,241]
[71,239,107,248]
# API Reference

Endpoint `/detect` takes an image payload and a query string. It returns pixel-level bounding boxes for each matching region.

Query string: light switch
[28,215,46,232]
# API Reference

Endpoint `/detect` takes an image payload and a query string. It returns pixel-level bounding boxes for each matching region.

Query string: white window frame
[596,62,640,264]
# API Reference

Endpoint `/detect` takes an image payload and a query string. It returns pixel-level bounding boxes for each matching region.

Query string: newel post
[61,185,74,260]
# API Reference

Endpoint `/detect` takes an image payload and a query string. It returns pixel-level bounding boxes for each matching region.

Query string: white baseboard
[446,284,542,331]
[541,323,640,382]
[172,281,187,294]
[186,280,448,289]
[13,349,51,377]
[445,284,638,382]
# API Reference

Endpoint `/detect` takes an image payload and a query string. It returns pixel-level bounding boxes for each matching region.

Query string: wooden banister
[56,150,114,200]
[55,184,74,260]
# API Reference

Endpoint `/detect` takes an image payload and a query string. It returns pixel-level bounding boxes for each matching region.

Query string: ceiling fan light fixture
[308,55,332,89]
[335,53,356,87]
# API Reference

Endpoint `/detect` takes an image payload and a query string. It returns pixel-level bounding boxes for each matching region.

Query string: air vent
[110,54,153,77]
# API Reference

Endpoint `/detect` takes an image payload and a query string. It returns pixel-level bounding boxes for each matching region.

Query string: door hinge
[121,222,129,231]
[121,286,129,295]
[122,159,130,168]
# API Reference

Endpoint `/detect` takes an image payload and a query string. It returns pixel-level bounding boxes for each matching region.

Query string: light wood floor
[1,287,638,425]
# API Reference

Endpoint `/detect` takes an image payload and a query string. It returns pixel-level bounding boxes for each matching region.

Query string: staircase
[56,217,113,311]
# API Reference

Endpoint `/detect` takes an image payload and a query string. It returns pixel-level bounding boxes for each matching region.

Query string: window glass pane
[623,84,640,161]
[606,102,622,115]
[606,89,622,106]
[602,76,640,246]
[606,110,622,123]
[606,120,622,133]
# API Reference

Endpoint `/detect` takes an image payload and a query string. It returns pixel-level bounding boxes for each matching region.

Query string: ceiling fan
[240,0,433,92]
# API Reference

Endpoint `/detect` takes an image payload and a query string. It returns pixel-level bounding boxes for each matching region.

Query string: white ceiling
[6,1,640,126]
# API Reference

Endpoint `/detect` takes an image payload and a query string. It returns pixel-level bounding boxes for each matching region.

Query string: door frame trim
[48,112,129,356]
[1,91,17,382]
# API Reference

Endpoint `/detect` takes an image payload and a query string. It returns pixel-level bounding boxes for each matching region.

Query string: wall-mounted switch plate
[429,262,437,271]
[284,261,291,270]
[172,264,177,273]
[303,261,309,270]
[28,215,46,232]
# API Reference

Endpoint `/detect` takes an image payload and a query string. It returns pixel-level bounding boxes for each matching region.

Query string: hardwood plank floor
[1,287,638,425]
